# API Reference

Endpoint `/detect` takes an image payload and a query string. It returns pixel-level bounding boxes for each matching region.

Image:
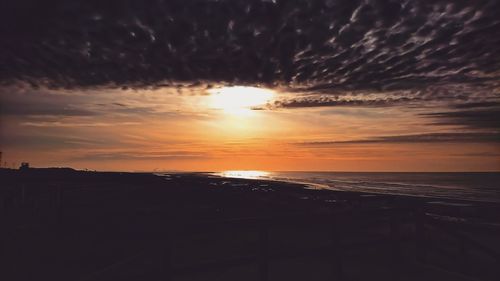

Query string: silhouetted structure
[19,162,30,170]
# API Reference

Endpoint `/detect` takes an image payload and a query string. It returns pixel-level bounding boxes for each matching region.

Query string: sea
[215,171,500,203]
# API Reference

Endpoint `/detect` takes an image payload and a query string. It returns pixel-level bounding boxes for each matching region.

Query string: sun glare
[208,86,274,116]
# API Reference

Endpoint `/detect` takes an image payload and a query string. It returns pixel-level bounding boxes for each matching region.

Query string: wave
[216,171,500,203]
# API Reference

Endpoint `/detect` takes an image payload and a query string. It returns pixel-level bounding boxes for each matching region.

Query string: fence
[1,185,500,281]
[74,208,500,281]
[75,208,411,281]
[416,209,500,278]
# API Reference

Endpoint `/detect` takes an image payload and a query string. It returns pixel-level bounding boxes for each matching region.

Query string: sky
[0,0,499,172]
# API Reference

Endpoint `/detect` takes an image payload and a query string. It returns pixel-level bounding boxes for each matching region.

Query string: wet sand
[1,168,499,281]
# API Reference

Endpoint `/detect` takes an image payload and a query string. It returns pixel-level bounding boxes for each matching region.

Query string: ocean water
[216,171,500,203]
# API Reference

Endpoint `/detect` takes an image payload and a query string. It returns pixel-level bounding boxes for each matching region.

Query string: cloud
[0,134,119,149]
[452,152,500,157]
[263,94,424,109]
[0,0,499,106]
[0,100,96,116]
[297,132,500,146]
[452,101,500,109]
[20,121,141,127]
[70,151,209,161]
[0,86,197,118]
[421,107,500,129]
[256,88,499,109]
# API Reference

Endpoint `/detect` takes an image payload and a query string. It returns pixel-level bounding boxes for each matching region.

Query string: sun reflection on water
[219,170,270,179]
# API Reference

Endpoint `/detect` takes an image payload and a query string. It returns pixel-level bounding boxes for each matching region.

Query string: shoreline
[198,171,500,206]
[3,167,500,206]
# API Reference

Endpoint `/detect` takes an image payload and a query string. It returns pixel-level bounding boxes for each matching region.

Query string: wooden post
[56,186,64,225]
[0,190,11,279]
[331,219,343,280]
[0,192,5,221]
[163,230,174,281]
[21,184,26,207]
[259,221,269,281]
[0,231,6,281]
[0,194,4,277]
[390,213,401,280]
[55,186,64,229]
[51,186,57,222]
[2,190,11,224]
[459,236,467,274]
[163,211,179,281]
[416,208,427,264]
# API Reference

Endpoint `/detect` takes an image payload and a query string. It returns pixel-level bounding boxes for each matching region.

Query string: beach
[2,1,500,280]
[1,168,500,281]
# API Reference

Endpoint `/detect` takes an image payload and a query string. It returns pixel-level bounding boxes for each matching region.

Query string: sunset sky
[1,0,499,171]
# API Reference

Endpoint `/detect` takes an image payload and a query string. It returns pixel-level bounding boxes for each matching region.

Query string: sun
[207,86,274,116]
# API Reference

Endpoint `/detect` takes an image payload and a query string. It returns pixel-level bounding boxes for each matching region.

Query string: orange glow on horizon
[1,86,498,172]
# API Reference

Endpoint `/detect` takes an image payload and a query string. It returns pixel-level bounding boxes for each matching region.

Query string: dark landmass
[1,168,499,281]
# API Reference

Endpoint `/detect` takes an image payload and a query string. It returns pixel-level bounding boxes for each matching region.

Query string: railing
[74,208,409,281]
[416,209,500,279]
[0,184,65,229]
[73,208,500,281]
[2,184,500,281]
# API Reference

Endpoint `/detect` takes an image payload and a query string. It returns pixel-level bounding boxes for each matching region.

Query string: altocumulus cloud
[1,0,499,97]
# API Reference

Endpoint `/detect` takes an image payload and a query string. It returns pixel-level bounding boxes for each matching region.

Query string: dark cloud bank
[1,0,499,93]
[297,132,500,146]
[422,107,500,129]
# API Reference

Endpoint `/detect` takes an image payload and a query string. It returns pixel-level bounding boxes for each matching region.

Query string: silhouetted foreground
[1,168,499,281]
